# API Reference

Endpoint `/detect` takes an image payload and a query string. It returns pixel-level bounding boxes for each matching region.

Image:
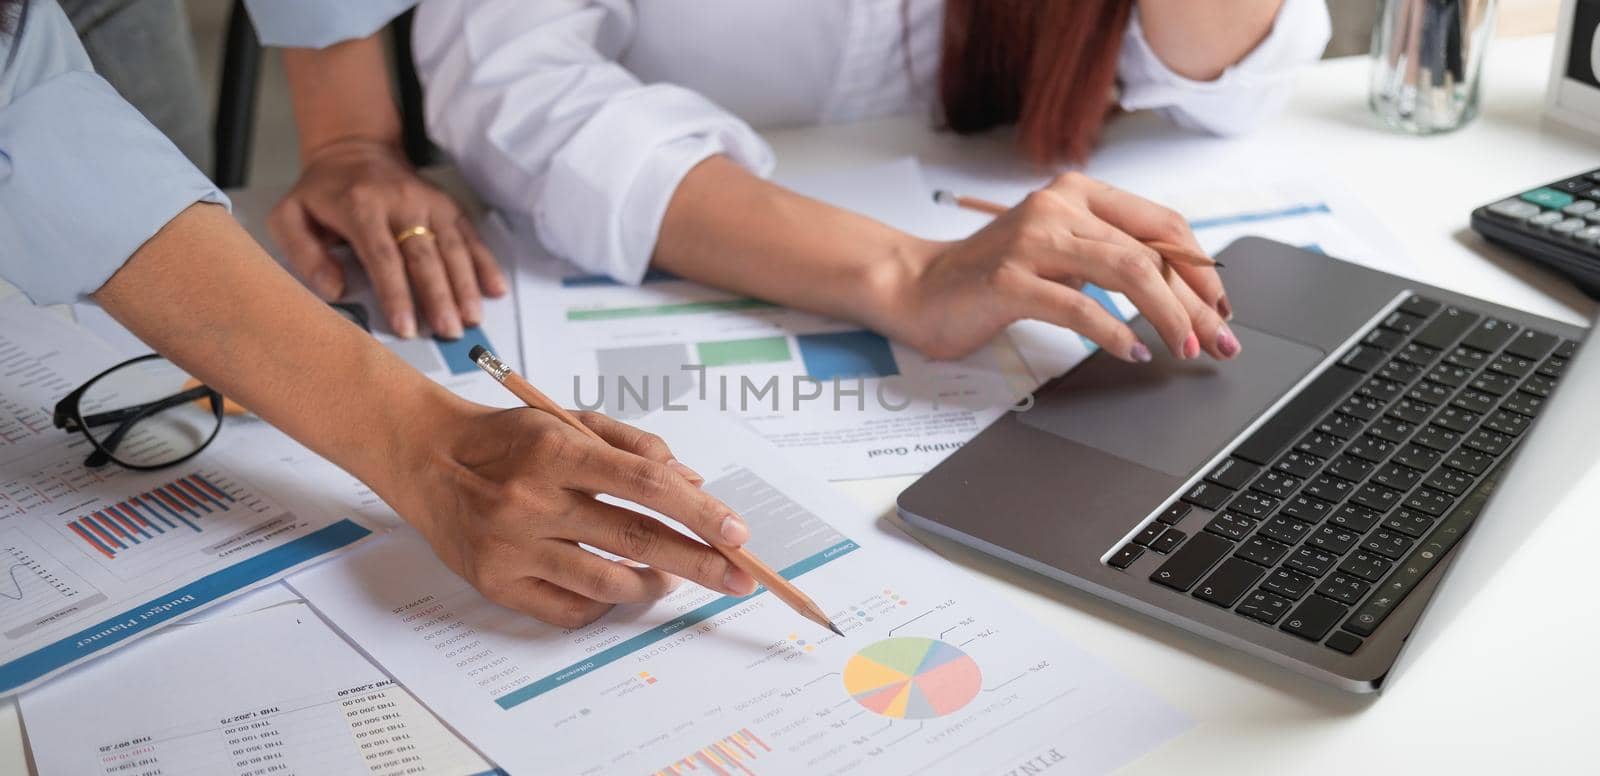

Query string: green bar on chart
[696,336,791,368]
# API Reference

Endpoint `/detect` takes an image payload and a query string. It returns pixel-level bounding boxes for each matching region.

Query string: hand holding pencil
[469,346,844,635]
[933,190,1222,270]
[876,172,1239,363]
[381,353,842,630]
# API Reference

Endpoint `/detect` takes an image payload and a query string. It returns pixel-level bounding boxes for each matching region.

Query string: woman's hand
[267,139,508,340]
[877,173,1238,363]
[390,401,758,628]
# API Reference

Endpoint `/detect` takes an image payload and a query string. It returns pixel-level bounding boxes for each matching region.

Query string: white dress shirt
[413,0,1332,285]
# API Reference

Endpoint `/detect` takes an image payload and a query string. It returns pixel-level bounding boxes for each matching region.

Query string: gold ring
[394,225,434,246]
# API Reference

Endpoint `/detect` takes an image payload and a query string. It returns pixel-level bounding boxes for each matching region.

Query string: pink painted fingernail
[668,459,704,485]
[1183,332,1201,360]
[1217,325,1241,358]
[720,514,749,545]
[1130,342,1153,363]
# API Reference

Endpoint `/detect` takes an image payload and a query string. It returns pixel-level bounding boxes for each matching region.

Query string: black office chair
[212,2,432,188]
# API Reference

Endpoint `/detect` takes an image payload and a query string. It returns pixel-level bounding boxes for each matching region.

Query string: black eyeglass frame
[52,354,225,471]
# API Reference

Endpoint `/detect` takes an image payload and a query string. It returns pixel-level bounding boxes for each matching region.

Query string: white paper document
[290,410,1190,775]
[511,160,1028,480]
[1153,173,1411,275]
[21,590,501,775]
[0,303,379,695]
[0,301,122,458]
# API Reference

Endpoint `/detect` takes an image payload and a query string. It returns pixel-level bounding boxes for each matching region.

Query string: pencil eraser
[469,345,488,362]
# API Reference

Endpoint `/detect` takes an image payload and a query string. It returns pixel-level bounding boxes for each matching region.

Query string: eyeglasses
[53,302,373,471]
[53,354,225,470]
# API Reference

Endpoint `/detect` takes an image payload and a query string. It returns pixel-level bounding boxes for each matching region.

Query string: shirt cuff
[0,71,228,305]
[242,0,417,48]
[1117,0,1331,135]
[535,83,775,285]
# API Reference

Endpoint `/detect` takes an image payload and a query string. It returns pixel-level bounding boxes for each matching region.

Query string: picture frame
[1547,0,1600,135]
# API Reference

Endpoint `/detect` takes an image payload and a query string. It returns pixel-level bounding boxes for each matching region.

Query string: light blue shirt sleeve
[0,0,227,305]
[242,0,418,48]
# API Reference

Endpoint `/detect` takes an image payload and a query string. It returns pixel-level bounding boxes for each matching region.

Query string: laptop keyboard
[1105,294,1578,656]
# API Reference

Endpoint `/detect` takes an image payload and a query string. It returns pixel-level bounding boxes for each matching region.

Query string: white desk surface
[3,34,1596,774]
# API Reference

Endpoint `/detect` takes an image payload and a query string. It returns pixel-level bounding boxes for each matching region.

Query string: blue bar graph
[434,327,495,376]
[561,269,679,287]
[795,331,899,381]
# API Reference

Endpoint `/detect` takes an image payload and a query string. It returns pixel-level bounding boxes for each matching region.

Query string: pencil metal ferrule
[469,345,511,383]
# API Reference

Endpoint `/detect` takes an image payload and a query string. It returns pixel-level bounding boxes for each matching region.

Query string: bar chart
[64,473,238,559]
[55,469,285,577]
[652,728,772,776]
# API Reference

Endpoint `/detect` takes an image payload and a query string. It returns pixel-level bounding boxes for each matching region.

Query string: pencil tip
[828,622,845,637]
[932,190,955,207]
[1212,262,1226,269]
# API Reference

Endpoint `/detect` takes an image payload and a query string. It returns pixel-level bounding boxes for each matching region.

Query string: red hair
[937,0,1133,164]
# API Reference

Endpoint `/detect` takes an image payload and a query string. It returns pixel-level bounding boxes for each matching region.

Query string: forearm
[281,35,401,160]
[1136,0,1283,81]
[92,203,458,493]
[653,157,936,341]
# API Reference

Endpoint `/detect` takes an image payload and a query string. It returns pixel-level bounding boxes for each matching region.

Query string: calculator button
[1564,199,1599,216]
[1530,211,1564,228]
[1574,225,1600,243]
[1553,177,1594,195]
[1487,199,1540,219]
[1521,188,1575,209]
[1552,218,1585,235]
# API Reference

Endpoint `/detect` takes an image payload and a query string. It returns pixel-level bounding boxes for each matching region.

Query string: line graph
[0,532,97,635]
[0,563,41,601]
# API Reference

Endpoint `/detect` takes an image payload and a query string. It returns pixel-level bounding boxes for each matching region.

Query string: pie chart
[841,637,982,719]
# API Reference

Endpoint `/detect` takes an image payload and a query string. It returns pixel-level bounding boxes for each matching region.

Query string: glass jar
[1369,0,1498,134]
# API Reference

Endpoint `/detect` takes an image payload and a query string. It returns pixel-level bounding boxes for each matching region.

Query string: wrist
[360,377,477,526]
[298,133,405,168]
[859,234,944,345]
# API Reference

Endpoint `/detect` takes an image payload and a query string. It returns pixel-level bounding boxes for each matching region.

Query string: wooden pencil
[468,345,844,636]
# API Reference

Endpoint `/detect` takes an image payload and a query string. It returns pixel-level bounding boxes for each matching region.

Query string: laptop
[897,237,1589,692]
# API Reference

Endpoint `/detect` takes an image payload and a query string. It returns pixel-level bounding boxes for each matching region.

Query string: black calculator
[1470,169,1600,298]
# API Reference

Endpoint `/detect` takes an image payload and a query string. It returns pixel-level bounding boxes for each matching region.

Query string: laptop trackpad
[1018,321,1325,478]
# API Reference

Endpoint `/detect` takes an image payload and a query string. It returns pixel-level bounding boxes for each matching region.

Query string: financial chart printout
[511,161,1024,482]
[292,411,1190,774]
[0,303,377,694]
[22,592,502,775]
